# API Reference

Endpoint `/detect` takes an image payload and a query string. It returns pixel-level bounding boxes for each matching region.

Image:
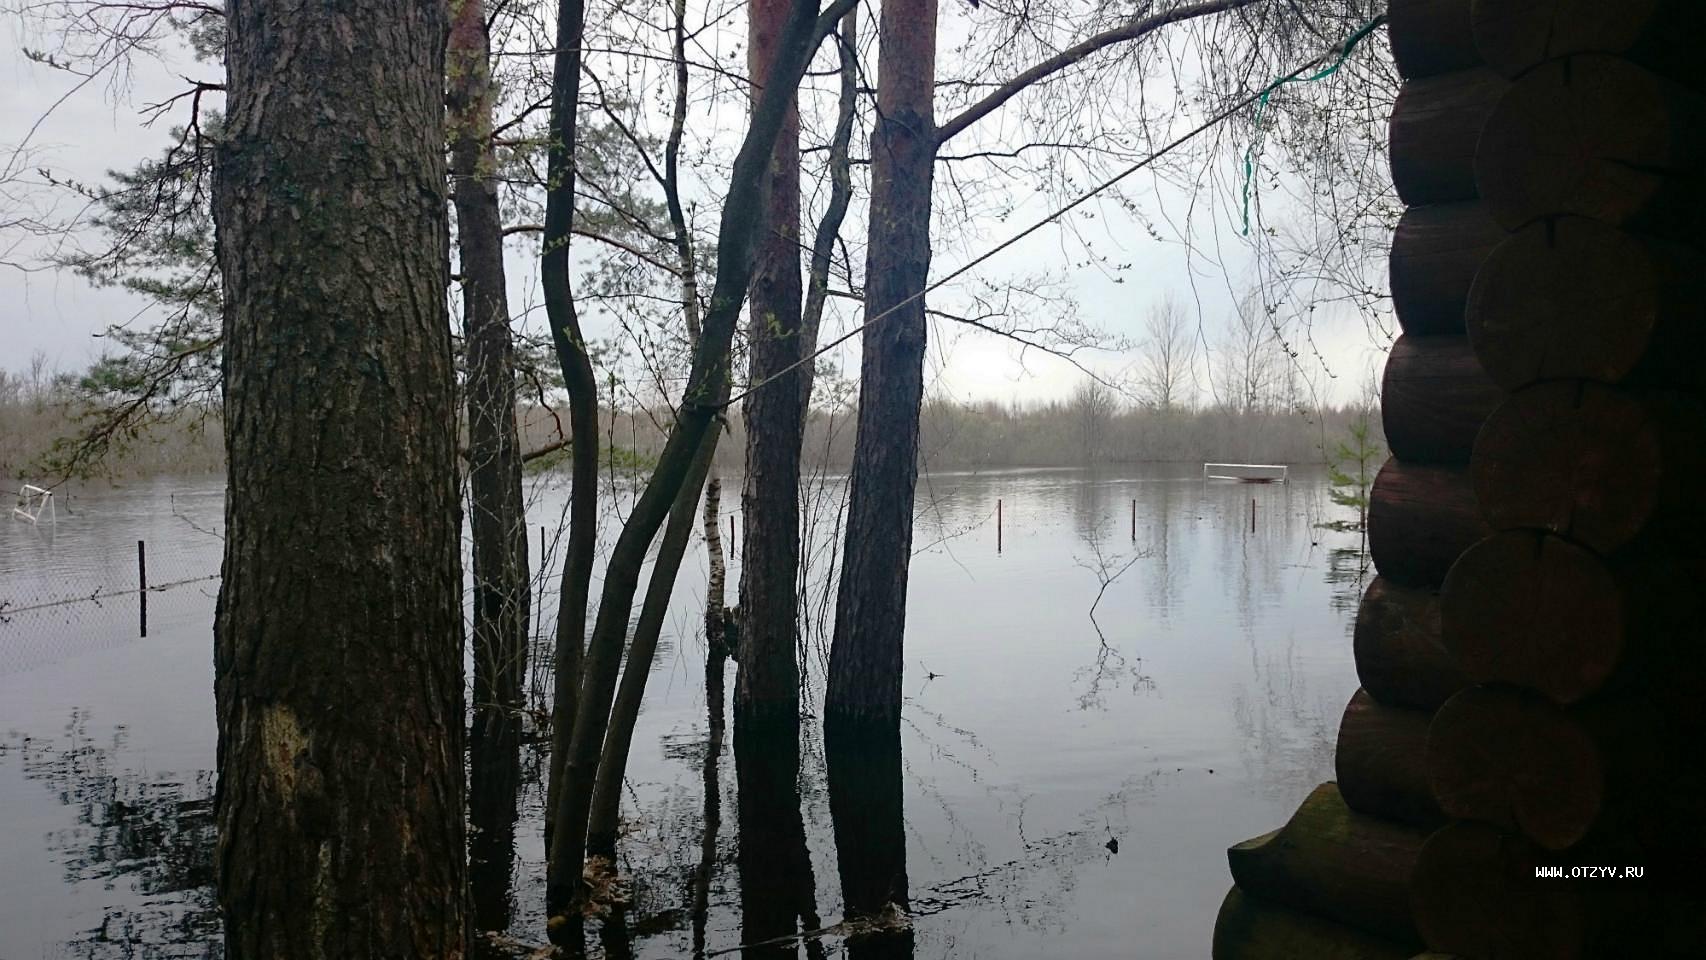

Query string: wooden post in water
[1250,498,1256,533]
[138,539,147,638]
[729,514,737,560]
[997,498,1003,554]
[1131,499,1137,541]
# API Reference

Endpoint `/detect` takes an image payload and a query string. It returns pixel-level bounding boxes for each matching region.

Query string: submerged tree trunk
[826,724,914,958]
[826,0,938,733]
[541,0,598,851]
[738,0,808,727]
[736,718,823,958]
[543,0,849,928]
[469,705,523,954]
[451,0,530,717]
[585,412,723,857]
[212,0,464,953]
[705,471,730,727]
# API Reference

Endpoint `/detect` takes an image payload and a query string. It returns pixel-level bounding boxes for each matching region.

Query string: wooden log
[1336,689,1443,829]
[1444,532,1706,710]
[1388,0,1479,81]
[1466,217,1706,391]
[1353,578,1468,712]
[1227,782,1427,947]
[1472,0,1706,81]
[1389,202,1507,336]
[1212,887,1414,960]
[1426,686,1672,851]
[1411,822,1589,959]
[1368,459,1488,588]
[1470,382,1706,554]
[1438,531,1622,704]
[1390,68,1509,206]
[1475,56,1706,234]
[1381,335,1503,465]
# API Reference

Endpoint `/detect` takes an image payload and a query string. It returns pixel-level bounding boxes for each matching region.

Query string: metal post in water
[1250,498,1256,533]
[138,539,147,638]
[997,498,1003,554]
[1131,499,1136,542]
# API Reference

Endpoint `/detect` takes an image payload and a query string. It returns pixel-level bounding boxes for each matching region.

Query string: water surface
[0,465,1368,958]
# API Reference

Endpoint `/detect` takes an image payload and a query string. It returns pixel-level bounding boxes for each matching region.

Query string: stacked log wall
[1217,1,1705,953]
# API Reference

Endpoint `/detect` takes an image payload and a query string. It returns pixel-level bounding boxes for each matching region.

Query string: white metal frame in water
[1201,463,1288,483]
[14,484,55,523]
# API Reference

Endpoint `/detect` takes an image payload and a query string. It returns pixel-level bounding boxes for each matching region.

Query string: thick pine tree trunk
[212,0,465,953]
[737,0,807,726]
[451,0,530,717]
[826,0,938,733]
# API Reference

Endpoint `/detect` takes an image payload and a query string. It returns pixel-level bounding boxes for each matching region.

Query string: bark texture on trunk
[451,0,530,717]
[213,0,465,953]
[737,0,808,726]
[826,0,938,732]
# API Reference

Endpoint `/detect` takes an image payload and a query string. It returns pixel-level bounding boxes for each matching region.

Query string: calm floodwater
[0,465,1369,958]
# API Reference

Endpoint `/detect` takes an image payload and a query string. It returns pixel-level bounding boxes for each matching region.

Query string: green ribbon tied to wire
[1239,14,1387,236]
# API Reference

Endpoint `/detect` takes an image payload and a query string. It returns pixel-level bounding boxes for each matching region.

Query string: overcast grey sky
[1,5,1390,407]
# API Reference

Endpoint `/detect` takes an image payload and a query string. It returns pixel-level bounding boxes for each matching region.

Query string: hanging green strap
[1240,15,1387,236]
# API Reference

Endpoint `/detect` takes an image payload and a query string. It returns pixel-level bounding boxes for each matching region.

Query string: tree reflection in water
[734,718,824,959]
[469,703,523,960]
[6,709,218,958]
[825,722,914,960]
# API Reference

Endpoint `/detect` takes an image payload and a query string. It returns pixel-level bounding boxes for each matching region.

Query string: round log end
[1411,822,1586,959]
[1466,217,1688,390]
[1439,531,1625,704]
[1426,685,1603,850]
[1470,381,1664,553]
[1475,56,1705,232]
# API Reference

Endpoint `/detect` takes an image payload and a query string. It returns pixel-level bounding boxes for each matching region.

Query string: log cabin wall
[1214,2,1706,957]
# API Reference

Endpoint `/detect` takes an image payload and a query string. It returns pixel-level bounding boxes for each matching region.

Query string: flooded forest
[3,0,1599,957]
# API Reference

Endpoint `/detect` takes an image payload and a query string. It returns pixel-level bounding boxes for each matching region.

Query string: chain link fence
[1,497,225,676]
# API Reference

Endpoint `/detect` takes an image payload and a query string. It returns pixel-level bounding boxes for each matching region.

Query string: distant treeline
[525,394,1385,474]
[5,381,1380,481]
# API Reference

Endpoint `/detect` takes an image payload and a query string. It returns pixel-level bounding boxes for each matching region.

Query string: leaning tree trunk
[543,0,847,929]
[541,0,598,850]
[826,0,938,733]
[585,390,725,858]
[451,0,530,718]
[212,0,464,953]
[737,0,808,729]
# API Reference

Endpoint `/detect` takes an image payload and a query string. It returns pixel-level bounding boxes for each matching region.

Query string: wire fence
[0,516,224,676]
